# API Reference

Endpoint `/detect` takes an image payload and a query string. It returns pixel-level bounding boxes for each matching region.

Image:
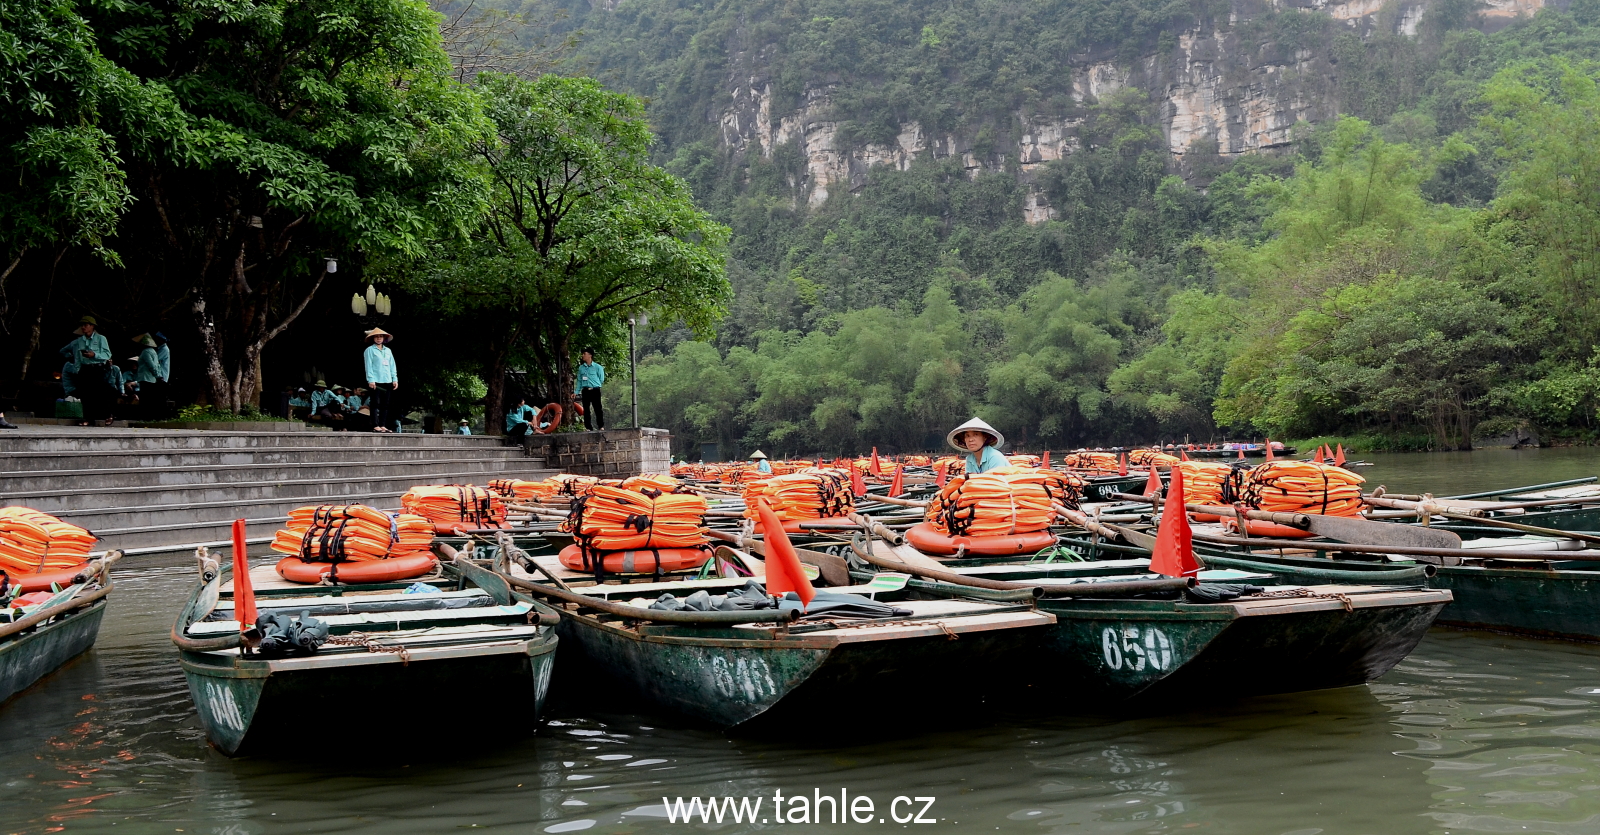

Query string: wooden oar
[1187,530,1600,562]
[1371,501,1600,546]
[1110,493,1464,549]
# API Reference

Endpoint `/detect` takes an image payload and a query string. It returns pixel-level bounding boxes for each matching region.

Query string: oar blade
[1305,514,1463,549]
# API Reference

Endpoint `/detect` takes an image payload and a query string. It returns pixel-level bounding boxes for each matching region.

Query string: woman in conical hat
[748,449,772,474]
[947,417,1007,474]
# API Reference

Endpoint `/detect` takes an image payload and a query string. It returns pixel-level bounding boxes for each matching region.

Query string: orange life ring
[753,516,854,535]
[558,544,710,574]
[2,563,91,593]
[904,522,1057,556]
[1224,518,1314,539]
[535,403,562,434]
[274,553,438,585]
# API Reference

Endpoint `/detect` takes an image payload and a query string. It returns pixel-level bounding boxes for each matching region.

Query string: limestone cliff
[708,0,1548,220]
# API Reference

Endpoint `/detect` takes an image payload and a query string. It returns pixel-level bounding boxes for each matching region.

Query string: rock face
[710,0,1547,218]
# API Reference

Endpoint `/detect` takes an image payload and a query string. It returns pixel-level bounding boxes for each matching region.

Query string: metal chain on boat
[1250,587,1356,612]
[827,619,959,639]
[324,632,412,664]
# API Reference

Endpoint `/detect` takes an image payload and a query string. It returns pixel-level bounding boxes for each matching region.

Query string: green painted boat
[173,552,559,756]
[877,548,1450,703]
[0,555,116,708]
[493,546,1054,730]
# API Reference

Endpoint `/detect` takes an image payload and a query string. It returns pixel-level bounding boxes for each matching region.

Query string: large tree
[398,72,730,431]
[83,0,489,411]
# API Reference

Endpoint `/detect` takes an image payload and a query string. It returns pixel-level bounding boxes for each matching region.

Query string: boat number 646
[1101,625,1172,672]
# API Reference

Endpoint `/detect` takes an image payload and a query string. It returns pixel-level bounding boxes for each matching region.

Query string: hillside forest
[569,0,1600,455]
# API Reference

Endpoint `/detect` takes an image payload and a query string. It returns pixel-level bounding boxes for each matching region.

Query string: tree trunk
[485,353,507,436]
[192,287,232,408]
[14,247,64,398]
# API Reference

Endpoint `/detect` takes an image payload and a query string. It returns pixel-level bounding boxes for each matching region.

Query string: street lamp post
[350,284,394,329]
[628,317,638,429]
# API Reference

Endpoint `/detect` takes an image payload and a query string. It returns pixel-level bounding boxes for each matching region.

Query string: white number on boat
[204,682,245,732]
[1101,626,1172,672]
[710,654,777,702]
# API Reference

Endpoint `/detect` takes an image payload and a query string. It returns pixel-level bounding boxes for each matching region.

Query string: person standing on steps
[576,349,605,431]
[60,316,114,426]
[363,328,398,434]
[132,334,163,420]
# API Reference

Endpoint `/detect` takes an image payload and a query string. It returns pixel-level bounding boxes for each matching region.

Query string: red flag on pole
[850,465,867,497]
[1042,450,1051,470]
[1180,448,1191,461]
[1264,439,1275,461]
[755,498,816,606]
[1236,447,1245,460]
[231,518,257,632]
[1310,446,1322,464]
[1335,444,1347,466]
[936,461,948,487]
[870,448,882,477]
[889,464,904,498]
[1143,465,1162,497]
[1118,452,1129,476]
[1149,466,1201,578]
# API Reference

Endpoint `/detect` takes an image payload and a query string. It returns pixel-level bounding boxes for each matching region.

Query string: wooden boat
[172,549,559,756]
[487,538,1056,729]
[0,553,117,707]
[840,535,1450,704]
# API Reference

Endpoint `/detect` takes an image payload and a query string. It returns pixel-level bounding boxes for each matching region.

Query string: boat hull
[0,600,107,707]
[554,614,1045,730]
[1428,564,1600,641]
[180,633,558,756]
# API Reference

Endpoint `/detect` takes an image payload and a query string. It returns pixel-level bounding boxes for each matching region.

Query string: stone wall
[522,428,672,477]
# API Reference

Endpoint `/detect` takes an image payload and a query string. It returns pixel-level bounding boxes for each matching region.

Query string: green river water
[7,448,1600,834]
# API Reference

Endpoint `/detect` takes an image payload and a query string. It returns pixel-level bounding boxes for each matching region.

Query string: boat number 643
[1101,625,1173,672]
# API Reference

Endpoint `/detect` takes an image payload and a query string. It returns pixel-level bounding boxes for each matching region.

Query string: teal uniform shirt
[61,332,111,372]
[156,344,170,382]
[364,343,398,384]
[963,445,1008,474]
[576,361,605,392]
[755,459,772,474]
[136,347,161,384]
[505,404,536,433]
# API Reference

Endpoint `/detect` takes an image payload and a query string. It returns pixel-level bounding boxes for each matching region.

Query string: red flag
[1149,466,1201,578]
[1335,444,1347,466]
[850,466,867,497]
[889,464,904,498]
[1180,448,1191,461]
[1264,439,1275,461]
[870,448,882,477]
[1236,447,1245,460]
[1144,465,1162,497]
[935,461,948,487]
[1310,446,1322,464]
[1042,450,1051,470]
[1118,452,1128,476]
[755,499,815,606]
[231,518,257,632]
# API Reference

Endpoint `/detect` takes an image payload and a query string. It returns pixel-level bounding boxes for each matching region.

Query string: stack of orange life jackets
[401,485,508,532]
[1175,461,1234,507]
[1233,461,1366,517]
[270,504,434,562]
[1062,451,1119,472]
[563,484,710,552]
[0,507,95,580]
[1128,449,1182,469]
[742,470,854,523]
[925,466,1084,537]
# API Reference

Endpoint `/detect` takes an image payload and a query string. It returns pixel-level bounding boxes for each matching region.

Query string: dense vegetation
[539,0,1600,454]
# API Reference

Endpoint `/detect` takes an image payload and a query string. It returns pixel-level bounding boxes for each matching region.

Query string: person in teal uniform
[504,396,537,443]
[947,417,1007,474]
[748,450,773,474]
[132,334,162,419]
[456,419,472,435]
[576,349,604,431]
[60,316,113,425]
[363,328,398,433]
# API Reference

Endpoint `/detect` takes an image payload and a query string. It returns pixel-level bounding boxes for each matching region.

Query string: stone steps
[0,427,557,554]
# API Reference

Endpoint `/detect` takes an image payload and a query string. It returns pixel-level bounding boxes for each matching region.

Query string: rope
[1249,587,1355,612]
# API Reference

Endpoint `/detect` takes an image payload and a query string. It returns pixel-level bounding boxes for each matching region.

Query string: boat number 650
[1101,625,1172,672]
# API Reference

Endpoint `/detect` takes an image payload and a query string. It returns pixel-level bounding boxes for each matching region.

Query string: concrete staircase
[0,428,558,556]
